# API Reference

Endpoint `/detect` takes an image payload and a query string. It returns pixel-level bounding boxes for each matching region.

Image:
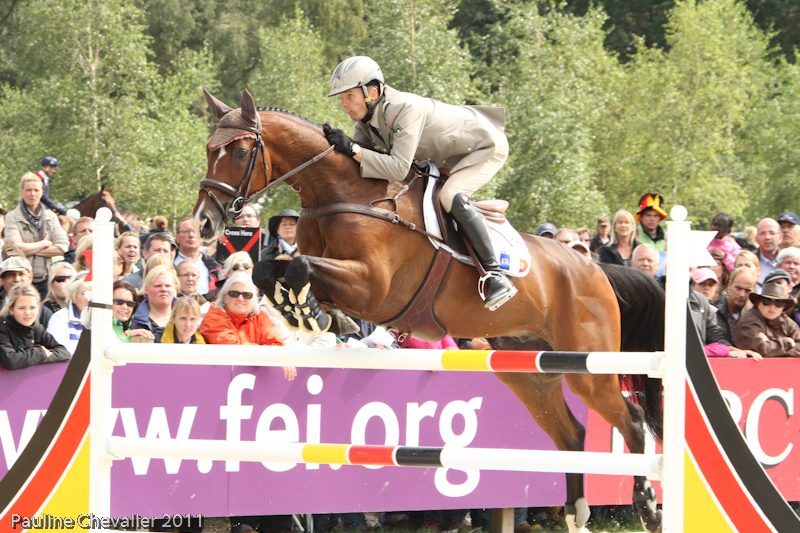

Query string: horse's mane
[257,106,321,129]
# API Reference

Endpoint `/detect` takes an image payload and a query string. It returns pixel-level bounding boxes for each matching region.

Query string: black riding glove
[323,123,356,157]
[54,207,66,216]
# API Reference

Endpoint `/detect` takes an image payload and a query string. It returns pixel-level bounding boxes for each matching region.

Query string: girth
[381,247,454,343]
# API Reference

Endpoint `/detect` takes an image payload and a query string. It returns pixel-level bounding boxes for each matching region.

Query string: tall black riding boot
[449,193,518,311]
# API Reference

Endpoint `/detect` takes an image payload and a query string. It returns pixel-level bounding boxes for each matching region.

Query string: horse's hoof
[564,514,590,533]
[564,497,590,532]
[633,480,662,533]
[639,509,662,533]
[327,308,360,336]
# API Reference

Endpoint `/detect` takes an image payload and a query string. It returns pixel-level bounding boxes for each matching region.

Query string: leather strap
[300,202,442,242]
[381,247,453,343]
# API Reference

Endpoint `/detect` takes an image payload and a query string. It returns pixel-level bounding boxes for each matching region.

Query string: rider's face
[340,88,368,121]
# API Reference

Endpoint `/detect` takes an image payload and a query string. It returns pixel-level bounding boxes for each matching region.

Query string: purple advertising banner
[0,362,586,517]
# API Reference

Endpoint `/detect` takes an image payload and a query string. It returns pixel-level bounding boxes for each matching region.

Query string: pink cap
[691,267,719,285]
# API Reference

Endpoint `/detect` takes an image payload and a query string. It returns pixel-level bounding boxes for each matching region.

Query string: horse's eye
[236,148,249,160]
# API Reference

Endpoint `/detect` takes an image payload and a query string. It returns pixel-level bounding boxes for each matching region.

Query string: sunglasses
[231,263,253,271]
[113,298,137,307]
[760,298,788,307]
[53,275,70,283]
[228,290,254,300]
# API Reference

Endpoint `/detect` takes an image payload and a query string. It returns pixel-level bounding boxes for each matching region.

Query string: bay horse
[192,90,665,533]
[73,187,142,234]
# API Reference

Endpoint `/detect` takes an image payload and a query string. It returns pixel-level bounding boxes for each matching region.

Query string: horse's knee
[284,255,313,291]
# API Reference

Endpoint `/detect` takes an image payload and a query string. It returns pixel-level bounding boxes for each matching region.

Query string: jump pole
[88,208,116,522]
[104,439,662,478]
[662,206,691,532]
[105,343,664,376]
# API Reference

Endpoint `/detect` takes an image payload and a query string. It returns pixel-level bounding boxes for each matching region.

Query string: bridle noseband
[199,121,335,227]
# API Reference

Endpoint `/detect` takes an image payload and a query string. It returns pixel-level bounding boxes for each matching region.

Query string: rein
[299,169,443,243]
[199,121,335,226]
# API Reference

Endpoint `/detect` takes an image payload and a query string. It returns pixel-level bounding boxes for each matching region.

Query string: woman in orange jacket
[199,272,295,380]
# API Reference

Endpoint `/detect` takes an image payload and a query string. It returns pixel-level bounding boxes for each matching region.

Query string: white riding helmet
[328,56,384,97]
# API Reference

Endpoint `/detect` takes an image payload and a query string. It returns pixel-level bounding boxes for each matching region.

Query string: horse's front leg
[252,259,301,331]
[283,255,376,335]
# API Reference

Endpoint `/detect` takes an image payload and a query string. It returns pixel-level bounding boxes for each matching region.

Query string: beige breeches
[439,142,509,212]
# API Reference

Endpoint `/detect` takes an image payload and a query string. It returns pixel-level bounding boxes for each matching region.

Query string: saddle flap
[431,178,468,256]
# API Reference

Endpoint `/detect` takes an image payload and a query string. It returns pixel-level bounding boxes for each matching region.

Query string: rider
[323,56,517,311]
[36,156,66,216]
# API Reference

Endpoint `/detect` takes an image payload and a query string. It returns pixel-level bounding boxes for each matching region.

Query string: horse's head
[193,89,271,240]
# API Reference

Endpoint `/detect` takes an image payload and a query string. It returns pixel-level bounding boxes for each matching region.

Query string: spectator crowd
[2,158,799,532]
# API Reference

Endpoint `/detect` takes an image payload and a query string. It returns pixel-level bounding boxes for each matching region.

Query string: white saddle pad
[421,173,531,278]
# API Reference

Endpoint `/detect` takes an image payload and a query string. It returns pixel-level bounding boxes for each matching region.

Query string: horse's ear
[240,89,260,128]
[203,88,233,119]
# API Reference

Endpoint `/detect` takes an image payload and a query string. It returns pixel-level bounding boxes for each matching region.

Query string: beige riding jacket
[5,205,69,282]
[353,86,507,182]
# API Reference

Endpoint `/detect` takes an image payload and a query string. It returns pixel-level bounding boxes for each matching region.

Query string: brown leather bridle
[199,122,335,227]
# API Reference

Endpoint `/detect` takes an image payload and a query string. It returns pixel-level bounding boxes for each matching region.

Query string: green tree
[493,6,618,231]
[594,0,772,226]
[247,8,340,218]
[366,0,474,103]
[0,0,216,222]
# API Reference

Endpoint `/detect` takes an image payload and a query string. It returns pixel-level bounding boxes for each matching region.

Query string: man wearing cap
[36,156,66,216]
[589,217,610,253]
[763,268,793,297]
[261,209,300,261]
[777,212,800,250]
[537,223,556,239]
[175,219,221,295]
[0,257,53,327]
[755,218,781,284]
[636,193,667,252]
[714,266,758,343]
[567,241,592,262]
[322,56,517,311]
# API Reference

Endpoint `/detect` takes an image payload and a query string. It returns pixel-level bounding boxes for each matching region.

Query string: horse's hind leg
[495,371,590,533]
[565,374,661,533]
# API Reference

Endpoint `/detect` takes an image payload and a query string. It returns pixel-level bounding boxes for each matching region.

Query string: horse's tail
[599,263,665,442]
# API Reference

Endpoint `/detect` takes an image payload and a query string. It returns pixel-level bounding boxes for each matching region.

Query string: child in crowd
[0,284,70,370]
[161,298,206,344]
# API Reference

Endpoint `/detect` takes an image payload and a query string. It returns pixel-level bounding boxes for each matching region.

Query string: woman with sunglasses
[199,272,294,379]
[205,252,255,301]
[111,279,154,342]
[732,283,800,358]
[42,262,77,313]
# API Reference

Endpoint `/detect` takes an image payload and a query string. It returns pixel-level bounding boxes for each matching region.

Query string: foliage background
[1,0,800,232]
